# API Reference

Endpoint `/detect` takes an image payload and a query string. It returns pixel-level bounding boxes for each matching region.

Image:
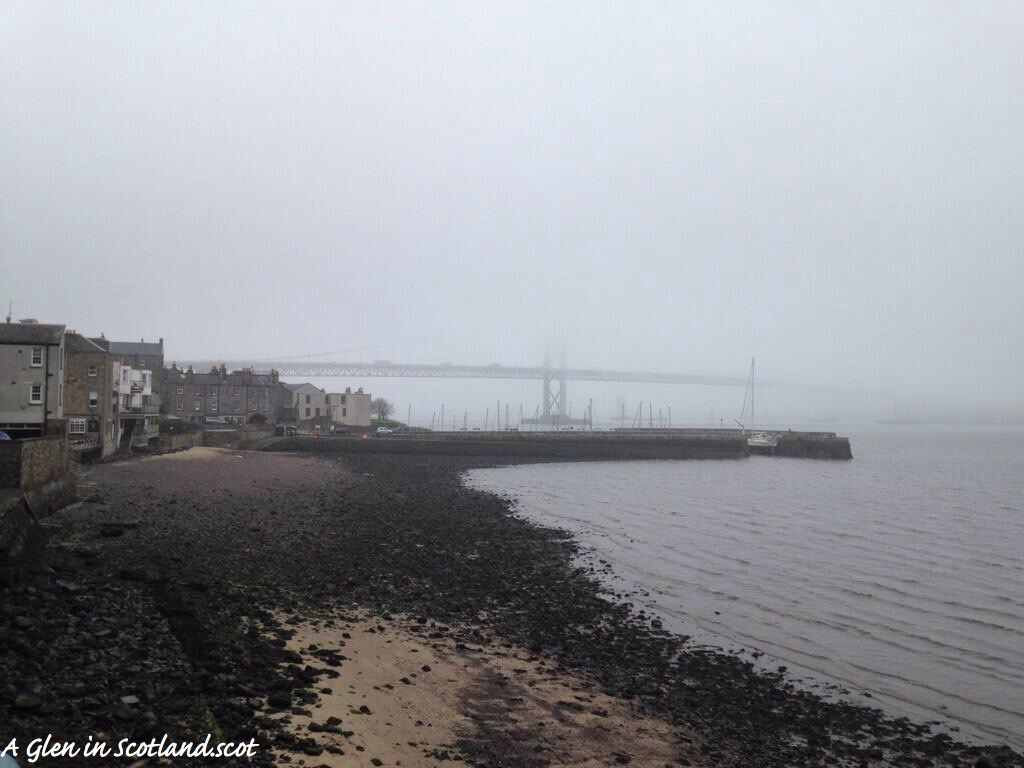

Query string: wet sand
[272,610,695,767]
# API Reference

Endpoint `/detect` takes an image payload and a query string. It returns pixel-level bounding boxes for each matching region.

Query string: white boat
[748,431,779,452]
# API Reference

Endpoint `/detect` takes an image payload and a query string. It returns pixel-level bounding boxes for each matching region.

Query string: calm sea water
[465,426,1024,750]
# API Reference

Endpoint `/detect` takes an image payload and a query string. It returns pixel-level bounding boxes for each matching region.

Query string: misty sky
[2,2,1022,418]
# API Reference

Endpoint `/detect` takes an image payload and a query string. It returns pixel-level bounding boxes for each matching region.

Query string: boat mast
[750,356,755,429]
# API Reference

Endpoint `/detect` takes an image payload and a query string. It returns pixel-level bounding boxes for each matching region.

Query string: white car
[375,426,393,435]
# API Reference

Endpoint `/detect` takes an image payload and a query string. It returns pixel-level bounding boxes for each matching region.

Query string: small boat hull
[748,432,779,455]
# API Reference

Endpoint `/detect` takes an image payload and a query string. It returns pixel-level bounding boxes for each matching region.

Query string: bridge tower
[529,345,586,428]
[541,345,568,421]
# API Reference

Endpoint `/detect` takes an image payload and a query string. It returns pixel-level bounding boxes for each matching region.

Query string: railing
[121,394,161,414]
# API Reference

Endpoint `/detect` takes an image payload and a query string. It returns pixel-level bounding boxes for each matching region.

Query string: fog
[3,2,1022,423]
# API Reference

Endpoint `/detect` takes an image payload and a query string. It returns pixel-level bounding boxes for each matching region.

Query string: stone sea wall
[271,433,751,461]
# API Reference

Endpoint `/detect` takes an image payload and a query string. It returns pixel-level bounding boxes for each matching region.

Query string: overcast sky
[2,2,1022,418]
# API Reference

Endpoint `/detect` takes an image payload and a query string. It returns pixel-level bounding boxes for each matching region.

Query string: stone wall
[0,436,75,573]
[201,429,241,447]
[158,432,200,451]
[0,437,68,490]
[271,434,750,461]
[775,434,853,460]
[19,436,68,489]
[0,443,21,489]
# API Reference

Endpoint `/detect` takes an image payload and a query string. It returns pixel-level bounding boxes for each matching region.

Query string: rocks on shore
[1,449,1019,768]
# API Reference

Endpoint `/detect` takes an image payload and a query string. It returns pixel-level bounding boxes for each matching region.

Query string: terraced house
[0,320,65,438]
[64,334,164,455]
[163,364,291,424]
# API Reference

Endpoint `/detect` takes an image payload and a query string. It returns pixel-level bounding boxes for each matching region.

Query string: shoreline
[463,461,1020,752]
[1,447,1018,766]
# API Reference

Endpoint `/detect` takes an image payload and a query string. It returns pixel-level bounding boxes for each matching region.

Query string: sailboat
[736,357,778,454]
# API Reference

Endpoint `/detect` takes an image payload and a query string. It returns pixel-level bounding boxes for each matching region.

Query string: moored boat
[748,431,779,455]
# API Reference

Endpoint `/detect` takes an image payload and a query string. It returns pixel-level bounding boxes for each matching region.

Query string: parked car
[312,425,321,437]
[0,431,10,441]
[332,424,348,434]
[273,424,285,436]
[375,426,393,435]
[285,425,298,436]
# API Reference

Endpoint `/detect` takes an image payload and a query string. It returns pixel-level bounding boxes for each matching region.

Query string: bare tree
[372,397,395,420]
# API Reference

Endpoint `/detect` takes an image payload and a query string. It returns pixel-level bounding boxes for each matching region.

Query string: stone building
[326,387,372,427]
[163,364,291,424]
[64,333,163,455]
[63,332,117,455]
[0,320,65,438]
[285,382,329,426]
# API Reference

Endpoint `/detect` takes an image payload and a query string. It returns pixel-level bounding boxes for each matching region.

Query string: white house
[286,382,329,425]
[326,387,372,427]
[114,363,160,449]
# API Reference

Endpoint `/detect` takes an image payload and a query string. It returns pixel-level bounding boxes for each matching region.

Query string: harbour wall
[614,428,853,460]
[270,432,751,461]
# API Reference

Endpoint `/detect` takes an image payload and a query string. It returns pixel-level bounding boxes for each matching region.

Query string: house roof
[65,333,107,353]
[91,339,163,356]
[165,367,282,387]
[0,323,65,345]
[284,382,324,393]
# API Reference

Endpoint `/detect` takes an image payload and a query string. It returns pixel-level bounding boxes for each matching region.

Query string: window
[233,387,240,396]
[176,386,184,395]
[305,394,311,404]
[315,407,320,417]
[88,365,97,377]
[305,407,310,417]
[89,391,98,408]
[211,402,218,412]
[69,418,87,434]
[194,400,201,411]
[342,407,347,417]
[176,398,183,411]
[31,347,43,367]
[340,395,346,404]
[29,384,42,404]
